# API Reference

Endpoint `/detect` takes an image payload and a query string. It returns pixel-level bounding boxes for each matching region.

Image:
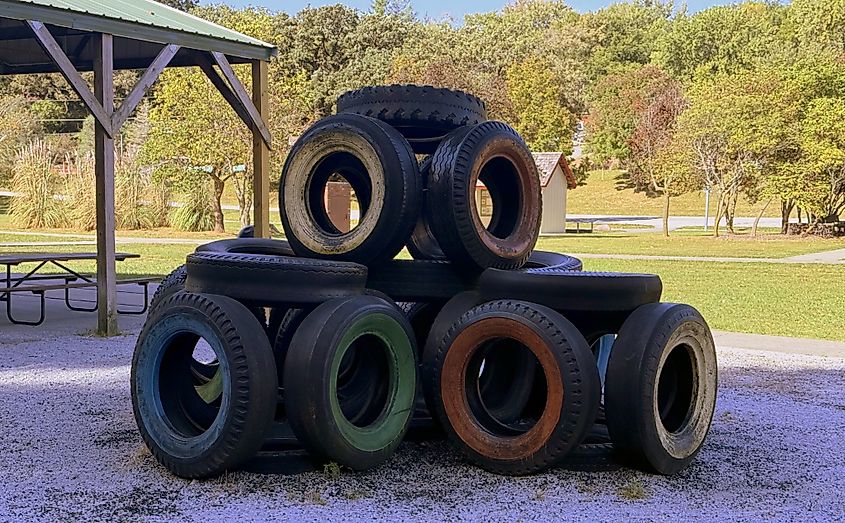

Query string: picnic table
[0,252,156,326]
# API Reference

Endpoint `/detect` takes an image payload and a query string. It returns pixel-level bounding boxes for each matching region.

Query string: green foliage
[506,56,575,152]
[655,3,785,80]
[171,181,216,232]
[0,97,40,187]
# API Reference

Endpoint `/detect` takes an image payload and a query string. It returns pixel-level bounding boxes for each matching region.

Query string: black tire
[426,300,600,475]
[280,113,420,265]
[284,295,417,470]
[525,251,583,271]
[407,156,447,260]
[420,291,484,412]
[184,251,367,307]
[428,122,542,270]
[479,269,662,312]
[131,292,278,479]
[269,308,311,420]
[366,259,477,302]
[336,85,488,154]
[401,301,444,429]
[149,265,187,313]
[196,238,294,256]
[605,303,718,475]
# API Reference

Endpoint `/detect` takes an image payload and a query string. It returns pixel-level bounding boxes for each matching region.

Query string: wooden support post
[252,60,270,238]
[93,33,118,336]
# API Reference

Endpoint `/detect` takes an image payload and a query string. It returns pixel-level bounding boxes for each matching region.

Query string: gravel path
[1,329,843,522]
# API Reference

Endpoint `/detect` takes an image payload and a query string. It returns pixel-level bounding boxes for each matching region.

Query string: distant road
[566,214,791,231]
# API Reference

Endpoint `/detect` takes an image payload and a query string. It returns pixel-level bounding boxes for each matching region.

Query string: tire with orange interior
[424,299,600,475]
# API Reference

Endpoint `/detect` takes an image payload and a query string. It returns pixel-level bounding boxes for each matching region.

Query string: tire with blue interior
[283,295,417,470]
[131,291,278,479]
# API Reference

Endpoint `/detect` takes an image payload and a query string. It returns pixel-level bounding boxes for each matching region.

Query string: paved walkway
[571,251,845,264]
[0,229,208,245]
[782,248,845,264]
[713,330,845,358]
[567,213,790,232]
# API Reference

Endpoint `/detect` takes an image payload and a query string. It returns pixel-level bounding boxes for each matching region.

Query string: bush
[171,180,215,231]
[63,152,97,230]
[10,140,67,228]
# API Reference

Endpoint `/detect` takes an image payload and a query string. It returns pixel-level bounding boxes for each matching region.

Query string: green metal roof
[0,0,276,62]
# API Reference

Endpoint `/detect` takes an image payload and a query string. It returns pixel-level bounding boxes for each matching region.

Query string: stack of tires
[131,85,718,480]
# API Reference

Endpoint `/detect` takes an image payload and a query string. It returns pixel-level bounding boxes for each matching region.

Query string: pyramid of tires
[131,85,718,480]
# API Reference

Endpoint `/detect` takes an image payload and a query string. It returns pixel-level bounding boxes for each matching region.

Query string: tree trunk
[713,193,723,237]
[663,190,671,237]
[751,197,773,238]
[212,176,225,233]
[781,199,794,234]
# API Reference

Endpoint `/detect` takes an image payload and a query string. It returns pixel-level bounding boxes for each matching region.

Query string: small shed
[475,152,577,234]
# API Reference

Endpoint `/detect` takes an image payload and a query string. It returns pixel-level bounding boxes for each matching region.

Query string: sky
[203,0,729,21]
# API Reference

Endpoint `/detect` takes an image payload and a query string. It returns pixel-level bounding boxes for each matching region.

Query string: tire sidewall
[606,303,718,474]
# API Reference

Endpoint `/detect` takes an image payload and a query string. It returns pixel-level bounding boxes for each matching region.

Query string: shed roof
[0,0,276,73]
[532,152,578,189]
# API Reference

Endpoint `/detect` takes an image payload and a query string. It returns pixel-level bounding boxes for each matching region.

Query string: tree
[145,67,254,232]
[798,97,845,223]
[158,0,198,11]
[578,0,673,81]
[586,64,675,168]
[0,97,40,188]
[655,2,784,80]
[626,70,688,235]
[506,56,575,152]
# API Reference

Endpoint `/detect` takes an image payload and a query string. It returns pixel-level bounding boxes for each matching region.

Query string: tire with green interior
[284,295,417,470]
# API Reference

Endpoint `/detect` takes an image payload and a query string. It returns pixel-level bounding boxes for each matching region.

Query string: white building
[476,152,578,234]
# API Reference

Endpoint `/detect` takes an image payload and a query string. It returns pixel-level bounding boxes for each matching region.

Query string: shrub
[171,179,215,231]
[63,151,97,230]
[10,140,67,228]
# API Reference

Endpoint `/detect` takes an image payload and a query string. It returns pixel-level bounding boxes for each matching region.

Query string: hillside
[566,171,780,218]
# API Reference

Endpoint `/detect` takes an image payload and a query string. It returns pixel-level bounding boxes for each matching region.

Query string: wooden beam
[26,20,114,138]
[112,44,180,132]
[93,33,118,337]
[194,51,253,132]
[212,51,272,148]
[252,60,271,238]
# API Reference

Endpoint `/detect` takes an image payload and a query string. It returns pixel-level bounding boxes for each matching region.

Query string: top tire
[280,113,421,265]
[336,85,488,154]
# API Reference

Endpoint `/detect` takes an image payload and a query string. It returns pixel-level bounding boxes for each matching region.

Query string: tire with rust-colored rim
[284,295,417,470]
[427,300,600,475]
[605,303,717,475]
[427,122,541,270]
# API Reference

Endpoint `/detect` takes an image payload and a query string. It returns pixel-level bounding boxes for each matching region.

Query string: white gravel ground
[1,326,843,522]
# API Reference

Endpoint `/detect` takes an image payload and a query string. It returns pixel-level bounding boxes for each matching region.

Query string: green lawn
[536,230,845,259]
[568,170,781,218]
[3,213,843,341]
[583,258,845,342]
